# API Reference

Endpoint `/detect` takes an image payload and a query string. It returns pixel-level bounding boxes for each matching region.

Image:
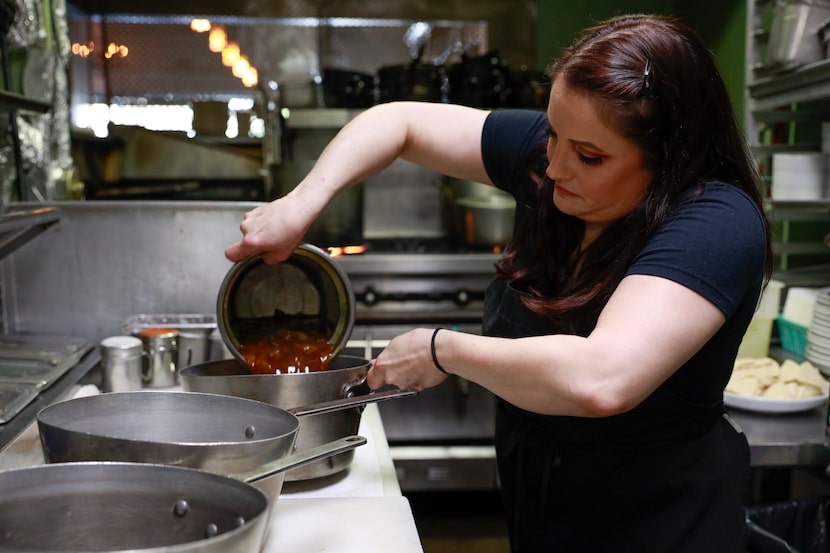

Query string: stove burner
[361,237,502,255]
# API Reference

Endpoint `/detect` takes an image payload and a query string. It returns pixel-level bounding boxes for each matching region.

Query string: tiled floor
[407,491,511,553]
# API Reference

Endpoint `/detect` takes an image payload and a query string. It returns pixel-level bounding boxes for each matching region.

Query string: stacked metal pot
[0,243,415,552]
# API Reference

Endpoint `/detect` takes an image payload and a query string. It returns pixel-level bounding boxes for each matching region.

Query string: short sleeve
[626,183,767,320]
[481,109,549,197]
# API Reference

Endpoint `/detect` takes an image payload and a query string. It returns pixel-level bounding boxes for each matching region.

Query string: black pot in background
[377,63,445,103]
[321,68,375,108]
[447,50,514,108]
[509,66,550,109]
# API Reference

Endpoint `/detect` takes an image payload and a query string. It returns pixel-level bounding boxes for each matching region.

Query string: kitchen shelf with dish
[729,3,830,481]
[745,0,830,275]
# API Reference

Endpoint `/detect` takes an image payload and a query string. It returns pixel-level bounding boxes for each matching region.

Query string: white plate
[724,391,828,414]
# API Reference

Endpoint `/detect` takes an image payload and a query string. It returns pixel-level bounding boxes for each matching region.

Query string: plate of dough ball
[724,357,829,413]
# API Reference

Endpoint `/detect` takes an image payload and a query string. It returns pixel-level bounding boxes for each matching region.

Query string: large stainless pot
[179,355,413,481]
[0,437,363,553]
[438,177,516,249]
[36,390,388,498]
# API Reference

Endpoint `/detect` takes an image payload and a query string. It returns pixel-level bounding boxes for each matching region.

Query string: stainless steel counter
[729,403,829,468]
[0,393,424,553]
[0,350,99,452]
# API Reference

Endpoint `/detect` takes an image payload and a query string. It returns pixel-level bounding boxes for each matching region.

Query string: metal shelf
[0,206,61,260]
[748,59,830,110]
[765,200,830,224]
[0,91,50,114]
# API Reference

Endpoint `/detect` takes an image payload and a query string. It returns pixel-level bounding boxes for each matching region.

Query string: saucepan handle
[288,379,418,418]
[231,435,368,484]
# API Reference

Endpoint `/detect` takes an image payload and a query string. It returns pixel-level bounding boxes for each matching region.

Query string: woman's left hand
[368,328,449,391]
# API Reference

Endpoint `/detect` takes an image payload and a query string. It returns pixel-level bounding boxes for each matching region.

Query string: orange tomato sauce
[239,330,334,375]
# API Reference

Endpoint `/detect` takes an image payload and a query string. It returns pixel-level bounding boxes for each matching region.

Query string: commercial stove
[335,240,502,492]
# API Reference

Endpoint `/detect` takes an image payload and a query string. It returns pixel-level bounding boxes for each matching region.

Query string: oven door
[344,324,499,492]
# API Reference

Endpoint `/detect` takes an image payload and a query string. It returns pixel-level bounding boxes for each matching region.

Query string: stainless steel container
[99,335,144,392]
[766,0,830,72]
[217,244,355,364]
[438,177,516,248]
[207,244,375,480]
[180,355,376,481]
[139,328,179,388]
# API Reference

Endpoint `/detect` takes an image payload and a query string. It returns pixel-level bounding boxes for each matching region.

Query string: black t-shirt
[481,109,767,407]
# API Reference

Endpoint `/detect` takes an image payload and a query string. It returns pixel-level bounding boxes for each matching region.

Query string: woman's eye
[577,152,602,166]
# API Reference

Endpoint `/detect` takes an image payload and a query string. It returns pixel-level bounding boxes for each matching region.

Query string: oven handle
[356,287,483,307]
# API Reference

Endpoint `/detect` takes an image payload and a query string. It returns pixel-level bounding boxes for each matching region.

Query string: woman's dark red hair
[497,14,772,334]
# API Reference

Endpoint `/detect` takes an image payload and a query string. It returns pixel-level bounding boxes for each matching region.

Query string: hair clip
[639,58,657,99]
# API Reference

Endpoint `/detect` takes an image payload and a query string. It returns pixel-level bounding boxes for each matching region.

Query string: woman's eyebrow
[569,138,604,152]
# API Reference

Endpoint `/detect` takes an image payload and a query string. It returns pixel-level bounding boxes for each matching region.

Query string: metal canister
[139,328,179,388]
[177,331,212,370]
[99,336,144,392]
[216,243,355,365]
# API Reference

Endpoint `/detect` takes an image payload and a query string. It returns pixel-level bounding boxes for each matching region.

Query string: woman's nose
[546,148,567,182]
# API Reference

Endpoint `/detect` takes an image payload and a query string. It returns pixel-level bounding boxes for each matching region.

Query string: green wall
[674,0,747,127]
[535,0,747,125]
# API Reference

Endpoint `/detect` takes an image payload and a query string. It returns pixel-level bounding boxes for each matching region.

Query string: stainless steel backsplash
[1,201,256,342]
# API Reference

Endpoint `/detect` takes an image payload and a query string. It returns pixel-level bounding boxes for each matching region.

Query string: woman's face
[546,78,652,240]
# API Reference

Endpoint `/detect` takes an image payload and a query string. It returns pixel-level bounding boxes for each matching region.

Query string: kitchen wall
[0,201,253,342]
[536,0,747,126]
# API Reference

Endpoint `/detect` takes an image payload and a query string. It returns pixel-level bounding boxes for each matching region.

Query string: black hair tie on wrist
[431,327,448,375]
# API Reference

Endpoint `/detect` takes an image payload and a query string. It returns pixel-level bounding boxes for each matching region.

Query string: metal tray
[0,382,39,424]
[0,334,93,389]
[123,313,217,335]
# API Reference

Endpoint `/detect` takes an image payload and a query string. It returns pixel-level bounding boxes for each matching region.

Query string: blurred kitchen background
[1,1,829,552]
[1,0,756,245]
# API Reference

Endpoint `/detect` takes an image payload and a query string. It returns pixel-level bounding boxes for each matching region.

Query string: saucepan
[36,390,381,499]
[0,439,363,553]
[179,356,415,481]
[437,176,516,248]
[209,247,416,481]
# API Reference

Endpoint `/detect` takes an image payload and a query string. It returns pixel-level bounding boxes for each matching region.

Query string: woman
[226,14,772,552]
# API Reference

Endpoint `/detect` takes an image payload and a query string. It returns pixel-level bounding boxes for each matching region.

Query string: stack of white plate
[771,152,828,200]
[806,287,830,375]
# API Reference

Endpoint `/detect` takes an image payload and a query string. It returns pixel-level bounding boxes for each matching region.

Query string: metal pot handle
[287,381,418,418]
[230,435,367,484]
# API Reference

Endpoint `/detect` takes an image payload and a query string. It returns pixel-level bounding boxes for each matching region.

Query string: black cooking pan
[36,391,377,499]
[0,440,363,553]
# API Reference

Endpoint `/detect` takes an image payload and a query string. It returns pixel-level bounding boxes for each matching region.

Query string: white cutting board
[264,496,424,552]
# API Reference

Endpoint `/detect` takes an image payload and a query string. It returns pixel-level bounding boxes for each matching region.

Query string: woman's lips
[554,183,577,198]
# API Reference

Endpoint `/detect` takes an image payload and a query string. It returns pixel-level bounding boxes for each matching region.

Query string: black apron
[484,280,751,553]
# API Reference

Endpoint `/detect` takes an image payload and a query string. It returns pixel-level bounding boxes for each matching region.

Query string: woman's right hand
[225,102,491,264]
[224,193,315,264]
